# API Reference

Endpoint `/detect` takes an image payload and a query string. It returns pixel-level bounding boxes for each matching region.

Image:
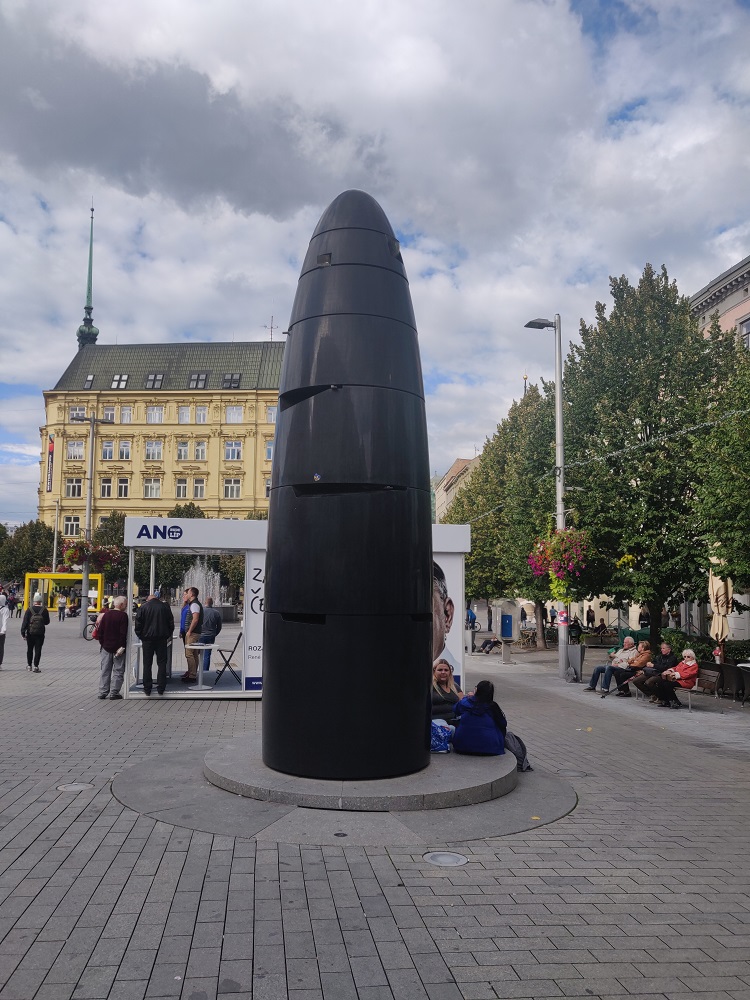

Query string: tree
[0,520,54,581]
[444,385,561,646]
[91,513,129,583]
[564,264,739,650]
[150,503,207,592]
[693,337,750,590]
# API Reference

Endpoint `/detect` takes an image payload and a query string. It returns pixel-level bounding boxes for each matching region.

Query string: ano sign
[136,524,183,540]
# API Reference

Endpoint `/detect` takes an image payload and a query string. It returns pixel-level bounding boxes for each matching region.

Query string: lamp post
[70,413,114,634]
[524,313,568,678]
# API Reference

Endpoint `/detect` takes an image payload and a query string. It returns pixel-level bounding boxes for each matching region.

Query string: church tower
[76,206,99,350]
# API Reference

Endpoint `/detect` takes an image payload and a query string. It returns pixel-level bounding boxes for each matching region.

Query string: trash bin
[566,643,585,683]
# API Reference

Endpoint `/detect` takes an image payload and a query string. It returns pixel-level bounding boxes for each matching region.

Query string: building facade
[691,252,750,345]
[434,457,479,523]
[38,341,284,537]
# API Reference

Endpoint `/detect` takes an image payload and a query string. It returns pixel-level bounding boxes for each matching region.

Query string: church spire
[76,204,99,351]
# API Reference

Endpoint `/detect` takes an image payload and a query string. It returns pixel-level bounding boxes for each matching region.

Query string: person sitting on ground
[583,636,637,694]
[631,641,679,701]
[452,680,506,756]
[652,648,698,709]
[477,635,501,654]
[610,640,651,697]
[431,660,463,722]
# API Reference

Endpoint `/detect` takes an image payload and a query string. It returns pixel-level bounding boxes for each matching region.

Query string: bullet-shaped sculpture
[262,190,433,780]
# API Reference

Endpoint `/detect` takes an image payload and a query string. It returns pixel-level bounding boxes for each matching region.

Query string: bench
[634,664,720,711]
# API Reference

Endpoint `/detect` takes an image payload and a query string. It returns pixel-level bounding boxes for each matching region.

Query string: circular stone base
[203,733,518,811]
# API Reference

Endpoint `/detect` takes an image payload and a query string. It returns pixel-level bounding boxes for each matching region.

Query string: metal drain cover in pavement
[57,783,94,792]
[423,851,468,867]
[556,769,588,777]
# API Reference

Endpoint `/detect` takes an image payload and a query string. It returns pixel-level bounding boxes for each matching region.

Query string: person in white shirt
[583,636,638,694]
[0,595,9,667]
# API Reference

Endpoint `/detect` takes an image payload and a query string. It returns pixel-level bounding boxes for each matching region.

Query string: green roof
[53,341,285,392]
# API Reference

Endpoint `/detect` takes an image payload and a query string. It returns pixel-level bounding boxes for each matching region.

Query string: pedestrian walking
[0,595,9,668]
[134,594,175,696]
[15,597,23,619]
[198,597,222,675]
[96,596,129,700]
[21,593,49,672]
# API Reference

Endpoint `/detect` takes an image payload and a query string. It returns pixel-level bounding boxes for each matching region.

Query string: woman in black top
[431,660,463,721]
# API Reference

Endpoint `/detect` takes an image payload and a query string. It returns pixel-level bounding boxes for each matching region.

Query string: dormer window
[83,374,94,389]
[145,373,164,389]
[222,373,241,389]
[189,372,208,389]
[111,374,128,389]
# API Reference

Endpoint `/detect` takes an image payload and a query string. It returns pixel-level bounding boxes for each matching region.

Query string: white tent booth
[123,517,470,699]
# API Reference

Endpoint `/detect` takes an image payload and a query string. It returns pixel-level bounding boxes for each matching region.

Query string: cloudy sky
[1,0,750,526]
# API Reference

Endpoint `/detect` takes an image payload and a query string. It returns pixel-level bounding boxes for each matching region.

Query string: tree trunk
[535,601,548,649]
[647,599,664,654]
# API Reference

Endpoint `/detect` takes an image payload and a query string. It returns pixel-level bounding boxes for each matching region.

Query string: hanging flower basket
[528,529,592,603]
[62,540,122,573]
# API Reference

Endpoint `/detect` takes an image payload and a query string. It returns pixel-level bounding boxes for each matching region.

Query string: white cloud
[0,0,749,529]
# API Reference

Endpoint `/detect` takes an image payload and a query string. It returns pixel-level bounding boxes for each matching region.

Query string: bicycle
[83,621,96,641]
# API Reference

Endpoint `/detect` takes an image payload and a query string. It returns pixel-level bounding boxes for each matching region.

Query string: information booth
[123,517,469,699]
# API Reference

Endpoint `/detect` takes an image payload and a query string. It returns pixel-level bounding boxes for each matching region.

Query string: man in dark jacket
[198,597,222,675]
[97,596,129,700]
[21,593,50,672]
[630,641,679,700]
[135,594,175,696]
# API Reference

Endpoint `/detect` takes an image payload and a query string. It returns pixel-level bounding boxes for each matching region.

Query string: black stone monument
[262,190,433,780]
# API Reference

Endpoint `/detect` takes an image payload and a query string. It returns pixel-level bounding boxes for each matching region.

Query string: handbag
[91,613,104,641]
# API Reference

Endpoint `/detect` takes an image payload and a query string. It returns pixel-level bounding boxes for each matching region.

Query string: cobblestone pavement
[0,618,749,1000]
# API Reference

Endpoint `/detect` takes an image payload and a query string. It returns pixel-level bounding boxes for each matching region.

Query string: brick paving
[0,617,749,999]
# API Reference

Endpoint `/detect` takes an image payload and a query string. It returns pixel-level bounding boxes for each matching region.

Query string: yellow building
[38,340,283,536]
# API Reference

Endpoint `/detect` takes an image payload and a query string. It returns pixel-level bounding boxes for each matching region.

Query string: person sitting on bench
[477,635,501,654]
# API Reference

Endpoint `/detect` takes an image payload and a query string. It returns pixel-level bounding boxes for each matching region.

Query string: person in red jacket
[653,648,698,709]
[97,597,129,700]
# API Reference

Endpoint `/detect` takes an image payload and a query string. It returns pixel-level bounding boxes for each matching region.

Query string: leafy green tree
[564,264,739,650]
[149,503,207,592]
[92,512,129,583]
[0,522,8,553]
[0,520,54,581]
[693,339,750,590]
[445,385,562,646]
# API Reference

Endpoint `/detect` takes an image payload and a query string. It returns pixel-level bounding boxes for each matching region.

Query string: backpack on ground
[28,609,46,636]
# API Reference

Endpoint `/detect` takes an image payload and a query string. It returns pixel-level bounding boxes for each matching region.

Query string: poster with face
[432,550,465,690]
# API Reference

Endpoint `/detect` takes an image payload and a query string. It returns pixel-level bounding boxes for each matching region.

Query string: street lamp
[70,413,114,633]
[524,314,569,678]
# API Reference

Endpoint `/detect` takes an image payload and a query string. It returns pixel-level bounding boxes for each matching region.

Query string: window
[103,406,115,422]
[196,405,207,424]
[741,318,750,351]
[266,405,277,424]
[100,478,112,499]
[119,440,131,460]
[224,478,241,499]
[222,373,241,389]
[178,406,191,424]
[177,440,189,461]
[225,405,243,423]
[265,478,272,498]
[66,440,84,460]
[189,372,208,389]
[194,440,206,461]
[175,478,187,499]
[69,405,86,421]
[146,405,163,424]
[120,405,132,424]
[65,477,83,498]
[111,374,128,389]
[224,440,242,461]
[117,478,129,499]
[145,373,164,389]
[265,440,274,462]
[193,477,205,499]
[84,374,94,390]
[63,515,80,537]
[145,440,163,461]
[101,440,114,461]
[144,478,161,499]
